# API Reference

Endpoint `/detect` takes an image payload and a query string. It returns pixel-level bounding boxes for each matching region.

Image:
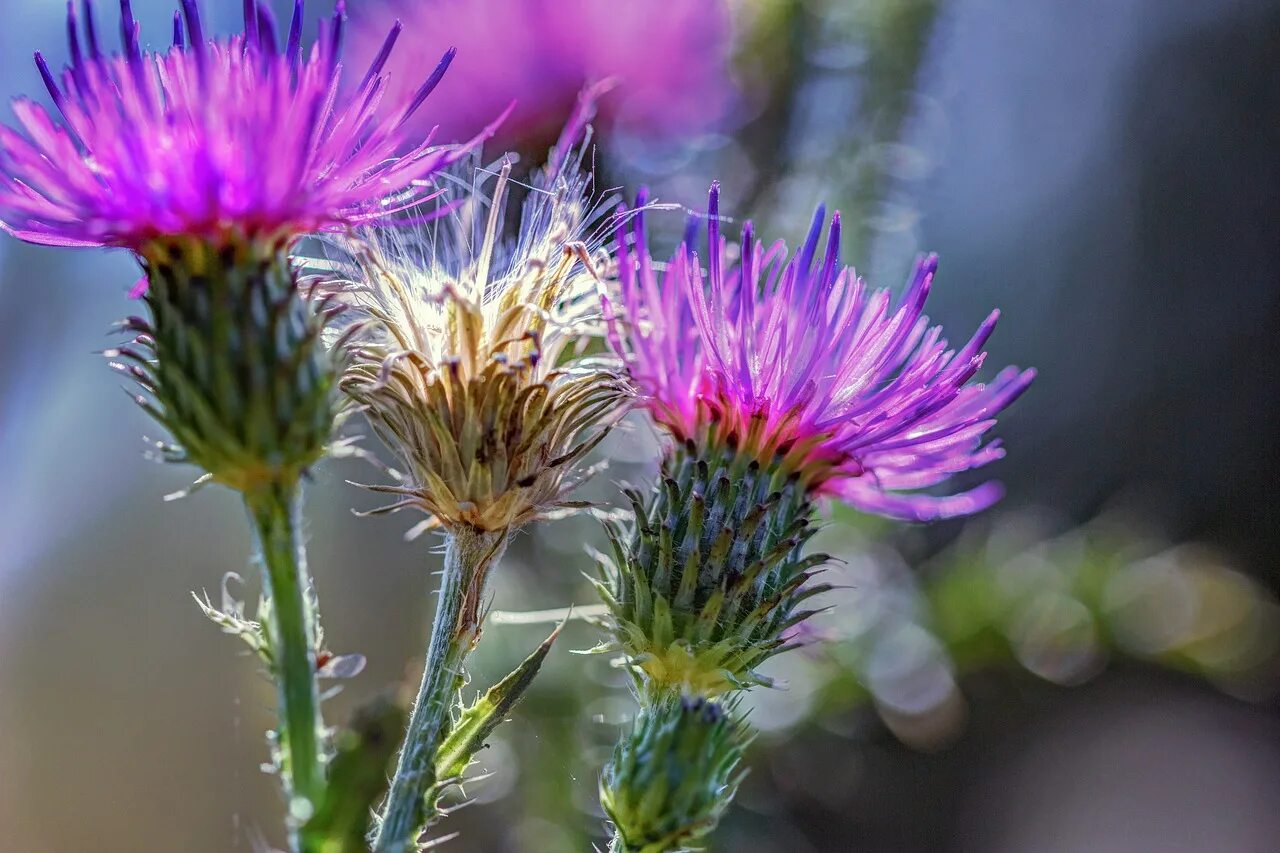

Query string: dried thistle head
[323,142,629,534]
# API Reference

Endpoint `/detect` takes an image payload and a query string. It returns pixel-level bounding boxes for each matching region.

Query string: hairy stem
[375,526,508,852]
[245,482,325,845]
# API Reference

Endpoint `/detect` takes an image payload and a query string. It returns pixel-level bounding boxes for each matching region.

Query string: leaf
[433,621,564,784]
[301,696,406,853]
[192,572,271,664]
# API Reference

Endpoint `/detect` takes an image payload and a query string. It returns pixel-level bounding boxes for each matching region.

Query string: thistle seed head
[324,145,629,533]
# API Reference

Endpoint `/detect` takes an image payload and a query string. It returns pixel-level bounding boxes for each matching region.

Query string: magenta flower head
[0,0,490,495]
[594,183,1034,697]
[0,0,490,253]
[349,0,736,153]
[610,183,1036,523]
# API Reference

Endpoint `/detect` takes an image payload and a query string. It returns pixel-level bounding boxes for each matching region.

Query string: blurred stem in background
[375,529,509,851]
[515,668,598,851]
[840,0,942,266]
[734,0,807,213]
[749,0,942,273]
[302,697,407,853]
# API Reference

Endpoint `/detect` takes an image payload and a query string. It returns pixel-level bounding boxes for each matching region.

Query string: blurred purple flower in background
[0,0,488,251]
[349,0,738,153]
[607,182,1035,521]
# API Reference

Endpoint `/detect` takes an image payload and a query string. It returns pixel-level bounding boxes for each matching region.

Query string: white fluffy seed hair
[311,103,623,368]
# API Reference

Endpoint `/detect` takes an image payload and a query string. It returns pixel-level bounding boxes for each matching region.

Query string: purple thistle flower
[0,0,497,252]
[606,183,1036,522]
[348,0,737,152]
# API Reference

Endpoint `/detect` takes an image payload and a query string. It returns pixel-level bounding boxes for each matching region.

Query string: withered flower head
[324,129,629,534]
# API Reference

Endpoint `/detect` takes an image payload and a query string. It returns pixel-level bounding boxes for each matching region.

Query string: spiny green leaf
[434,621,563,783]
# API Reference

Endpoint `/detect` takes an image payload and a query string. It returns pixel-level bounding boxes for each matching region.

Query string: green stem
[245,483,325,843]
[375,526,508,852]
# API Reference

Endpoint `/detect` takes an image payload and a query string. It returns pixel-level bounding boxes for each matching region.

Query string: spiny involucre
[601,694,747,853]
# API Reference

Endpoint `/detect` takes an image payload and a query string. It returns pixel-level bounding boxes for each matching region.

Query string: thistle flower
[323,108,630,849]
[596,183,1034,695]
[610,183,1036,523]
[601,695,746,853]
[0,0,488,492]
[349,0,736,152]
[327,125,628,535]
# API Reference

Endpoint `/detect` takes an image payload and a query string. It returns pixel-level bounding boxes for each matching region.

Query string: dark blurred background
[2,0,1279,851]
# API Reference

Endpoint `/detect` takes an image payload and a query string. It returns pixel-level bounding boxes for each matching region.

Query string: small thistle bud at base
[597,438,832,697]
[602,695,746,853]
[129,237,335,491]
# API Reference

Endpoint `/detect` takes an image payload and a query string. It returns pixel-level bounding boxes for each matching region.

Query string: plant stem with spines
[375,526,508,852]
[246,482,325,844]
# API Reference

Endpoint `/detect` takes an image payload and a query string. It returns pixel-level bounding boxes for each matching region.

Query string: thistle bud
[121,237,335,493]
[326,156,626,535]
[596,438,832,696]
[601,695,746,853]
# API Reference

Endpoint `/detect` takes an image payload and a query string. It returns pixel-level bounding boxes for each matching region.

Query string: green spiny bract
[111,237,337,494]
[601,695,746,853]
[595,437,832,697]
